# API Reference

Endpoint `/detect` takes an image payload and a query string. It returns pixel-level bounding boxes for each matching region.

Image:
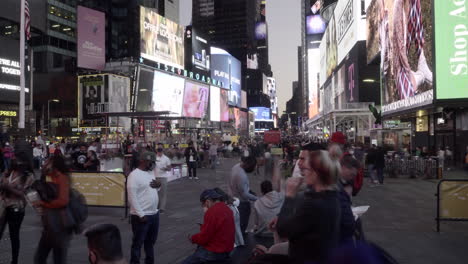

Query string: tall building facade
[192,0,273,110]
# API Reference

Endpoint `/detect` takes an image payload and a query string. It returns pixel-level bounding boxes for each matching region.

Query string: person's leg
[158,177,168,211]
[143,214,160,264]
[52,231,72,264]
[377,167,384,184]
[238,201,251,235]
[7,208,25,264]
[182,247,206,264]
[130,215,150,264]
[368,165,377,184]
[192,162,198,179]
[34,230,53,264]
[187,162,193,178]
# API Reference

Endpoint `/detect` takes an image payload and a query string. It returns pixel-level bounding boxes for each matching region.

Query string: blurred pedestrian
[72,144,88,171]
[209,142,219,169]
[228,156,258,235]
[84,224,127,264]
[33,155,73,264]
[84,150,100,172]
[155,144,171,213]
[0,155,34,264]
[3,142,14,172]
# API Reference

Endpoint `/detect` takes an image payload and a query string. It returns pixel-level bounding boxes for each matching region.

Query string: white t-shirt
[155,154,172,178]
[127,168,159,217]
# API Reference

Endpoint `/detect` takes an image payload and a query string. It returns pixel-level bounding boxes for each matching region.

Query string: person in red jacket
[183,189,235,264]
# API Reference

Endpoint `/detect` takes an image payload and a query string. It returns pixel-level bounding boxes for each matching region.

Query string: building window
[49,5,76,22]
[49,22,75,37]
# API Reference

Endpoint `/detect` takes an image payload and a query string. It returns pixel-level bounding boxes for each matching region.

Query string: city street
[1,158,468,264]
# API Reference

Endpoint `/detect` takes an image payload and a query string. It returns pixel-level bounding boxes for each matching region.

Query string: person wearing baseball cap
[126,151,161,264]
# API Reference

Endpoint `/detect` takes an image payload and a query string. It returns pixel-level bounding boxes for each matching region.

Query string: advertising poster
[220,88,230,122]
[439,181,468,219]
[140,6,184,69]
[308,48,320,118]
[241,90,247,109]
[107,75,130,127]
[238,110,248,131]
[250,107,272,121]
[370,0,433,114]
[247,53,259,69]
[210,47,242,107]
[366,0,381,63]
[267,78,278,114]
[71,172,126,207]
[306,0,326,50]
[345,46,359,102]
[152,71,185,116]
[0,36,30,104]
[326,14,338,78]
[136,68,155,112]
[78,75,107,126]
[434,0,468,100]
[210,86,221,122]
[182,81,209,118]
[77,6,105,70]
[185,26,211,75]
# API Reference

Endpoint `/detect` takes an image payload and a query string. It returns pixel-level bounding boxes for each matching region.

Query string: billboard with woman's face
[183,81,209,118]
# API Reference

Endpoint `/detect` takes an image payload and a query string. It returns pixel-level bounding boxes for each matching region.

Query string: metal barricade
[384,157,439,178]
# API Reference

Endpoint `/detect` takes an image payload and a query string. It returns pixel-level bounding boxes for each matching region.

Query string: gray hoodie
[253,191,285,235]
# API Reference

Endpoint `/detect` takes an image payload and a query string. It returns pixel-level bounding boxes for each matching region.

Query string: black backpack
[68,188,88,233]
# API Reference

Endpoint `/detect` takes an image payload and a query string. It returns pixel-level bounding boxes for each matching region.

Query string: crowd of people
[0,131,422,264]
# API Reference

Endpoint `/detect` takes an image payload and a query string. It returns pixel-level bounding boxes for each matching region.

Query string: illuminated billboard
[367,0,433,114]
[140,6,184,69]
[185,26,210,75]
[210,86,221,122]
[250,107,272,122]
[210,47,242,107]
[182,81,209,118]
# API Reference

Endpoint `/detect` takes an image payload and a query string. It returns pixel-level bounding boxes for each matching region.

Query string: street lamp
[47,99,59,135]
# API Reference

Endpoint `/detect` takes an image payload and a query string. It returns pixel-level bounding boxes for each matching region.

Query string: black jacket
[277,189,341,263]
[337,182,356,244]
[184,147,198,163]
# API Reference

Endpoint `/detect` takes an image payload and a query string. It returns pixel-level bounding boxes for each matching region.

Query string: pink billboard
[182,81,209,118]
[77,6,105,70]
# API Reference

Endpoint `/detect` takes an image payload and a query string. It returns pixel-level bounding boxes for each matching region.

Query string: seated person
[253,180,284,236]
[183,189,235,264]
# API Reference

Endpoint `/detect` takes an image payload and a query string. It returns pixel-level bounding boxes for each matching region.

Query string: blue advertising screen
[250,107,272,121]
[210,47,242,107]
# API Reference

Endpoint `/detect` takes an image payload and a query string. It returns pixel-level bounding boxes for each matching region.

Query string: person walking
[127,151,161,264]
[155,144,171,213]
[0,155,34,264]
[3,142,14,172]
[185,142,198,180]
[209,142,219,170]
[228,156,258,235]
[33,144,45,169]
[33,155,73,264]
[375,146,386,185]
[84,224,127,264]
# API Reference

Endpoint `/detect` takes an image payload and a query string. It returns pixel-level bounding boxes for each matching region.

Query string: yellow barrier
[271,148,283,156]
[71,172,126,207]
[439,181,468,219]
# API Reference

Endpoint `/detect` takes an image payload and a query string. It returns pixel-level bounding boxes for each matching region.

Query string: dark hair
[341,154,361,169]
[88,150,98,160]
[260,180,273,195]
[200,189,224,203]
[308,151,339,186]
[301,142,326,151]
[84,224,123,261]
[241,155,257,167]
[51,154,69,174]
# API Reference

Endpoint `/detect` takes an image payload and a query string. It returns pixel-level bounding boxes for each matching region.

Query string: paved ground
[1,158,468,264]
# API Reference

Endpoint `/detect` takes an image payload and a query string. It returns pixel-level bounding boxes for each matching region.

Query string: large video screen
[140,6,184,69]
[220,88,230,122]
[210,47,242,107]
[183,81,209,118]
[153,71,184,116]
[185,26,210,75]
[210,86,221,122]
[367,0,433,114]
[250,107,272,121]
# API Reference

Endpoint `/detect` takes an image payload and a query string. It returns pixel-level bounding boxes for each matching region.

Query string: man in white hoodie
[253,180,284,236]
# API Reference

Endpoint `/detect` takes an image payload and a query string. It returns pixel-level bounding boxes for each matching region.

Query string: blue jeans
[376,167,384,184]
[182,247,230,264]
[3,157,11,172]
[130,213,160,264]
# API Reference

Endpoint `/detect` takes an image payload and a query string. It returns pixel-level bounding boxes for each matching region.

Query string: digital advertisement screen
[434,0,468,100]
[367,0,433,114]
[0,36,31,105]
[136,68,154,112]
[241,90,247,109]
[210,86,221,122]
[220,88,230,122]
[78,75,107,126]
[267,78,278,114]
[152,71,185,116]
[140,6,184,69]
[182,81,209,118]
[308,48,320,119]
[77,6,105,70]
[185,26,210,75]
[250,107,272,121]
[210,47,242,107]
